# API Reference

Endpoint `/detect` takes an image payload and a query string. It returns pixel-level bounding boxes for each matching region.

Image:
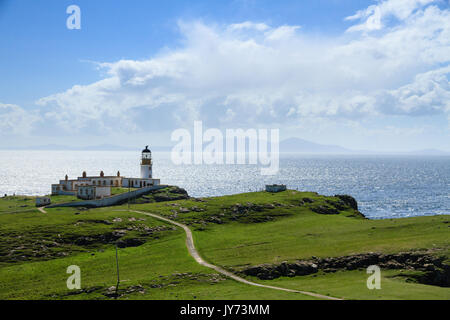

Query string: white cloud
[228,21,269,32]
[378,66,450,116]
[35,2,450,138]
[0,103,39,135]
[345,0,436,32]
[346,5,382,32]
[265,25,301,41]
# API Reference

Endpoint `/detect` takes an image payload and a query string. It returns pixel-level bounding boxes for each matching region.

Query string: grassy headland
[0,188,448,300]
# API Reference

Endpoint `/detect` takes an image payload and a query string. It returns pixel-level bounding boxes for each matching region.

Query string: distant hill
[1,140,448,155]
[0,144,171,151]
[279,138,450,155]
[406,149,450,156]
[280,138,352,153]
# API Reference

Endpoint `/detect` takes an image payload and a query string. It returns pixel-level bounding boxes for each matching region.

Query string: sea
[0,150,449,220]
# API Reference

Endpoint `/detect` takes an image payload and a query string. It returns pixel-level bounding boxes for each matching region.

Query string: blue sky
[0,0,449,151]
[0,0,373,104]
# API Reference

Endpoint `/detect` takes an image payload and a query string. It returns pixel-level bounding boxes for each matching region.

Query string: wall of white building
[77,185,111,200]
[95,186,111,198]
[122,178,160,188]
[49,185,167,208]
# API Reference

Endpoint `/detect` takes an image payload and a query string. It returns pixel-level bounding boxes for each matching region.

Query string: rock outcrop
[150,187,189,202]
[241,251,449,287]
[334,194,358,211]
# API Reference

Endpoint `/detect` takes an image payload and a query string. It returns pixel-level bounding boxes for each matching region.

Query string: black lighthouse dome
[142,145,151,153]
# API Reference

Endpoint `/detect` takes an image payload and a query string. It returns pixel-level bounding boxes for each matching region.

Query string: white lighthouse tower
[140,146,152,179]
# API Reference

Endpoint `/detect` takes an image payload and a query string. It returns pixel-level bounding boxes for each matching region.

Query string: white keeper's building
[51,146,160,199]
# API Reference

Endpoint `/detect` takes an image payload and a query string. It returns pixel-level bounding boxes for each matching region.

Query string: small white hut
[36,197,51,207]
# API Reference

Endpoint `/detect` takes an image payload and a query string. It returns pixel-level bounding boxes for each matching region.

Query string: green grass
[0,196,38,214]
[111,187,131,196]
[0,195,79,215]
[256,269,450,300]
[117,190,362,227]
[193,213,449,268]
[0,208,312,300]
[0,205,178,266]
[49,194,79,204]
[123,190,447,265]
[0,190,448,300]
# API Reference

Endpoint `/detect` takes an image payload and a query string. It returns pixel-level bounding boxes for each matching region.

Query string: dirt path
[128,209,342,300]
[37,206,47,213]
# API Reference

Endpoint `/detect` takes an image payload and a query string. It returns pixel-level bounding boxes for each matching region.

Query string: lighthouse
[51,146,161,196]
[140,145,152,179]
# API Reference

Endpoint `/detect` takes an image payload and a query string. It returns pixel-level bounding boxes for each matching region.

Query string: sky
[0,0,449,152]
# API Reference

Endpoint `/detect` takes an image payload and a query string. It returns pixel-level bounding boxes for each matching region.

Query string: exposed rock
[311,206,340,215]
[144,186,190,202]
[289,261,318,275]
[73,232,122,246]
[82,219,113,225]
[208,216,223,224]
[334,195,358,211]
[242,251,448,286]
[112,229,127,237]
[243,261,318,280]
[153,193,188,202]
[74,236,96,246]
[170,187,189,195]
[116,238,144,248]
[419,264,450,287]
[228,203,271,214]
[104,286,119,298]
[170,212,178,219]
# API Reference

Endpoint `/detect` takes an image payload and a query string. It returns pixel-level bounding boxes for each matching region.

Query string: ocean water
[0,151,449,219]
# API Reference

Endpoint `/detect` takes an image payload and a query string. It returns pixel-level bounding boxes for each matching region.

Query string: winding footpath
[127,209,342,300]
[39,205,341,300]
[37,207,47,214]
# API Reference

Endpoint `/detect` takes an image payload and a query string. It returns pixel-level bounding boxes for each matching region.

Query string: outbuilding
[36,197,51,207]
[265,184,287,193]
